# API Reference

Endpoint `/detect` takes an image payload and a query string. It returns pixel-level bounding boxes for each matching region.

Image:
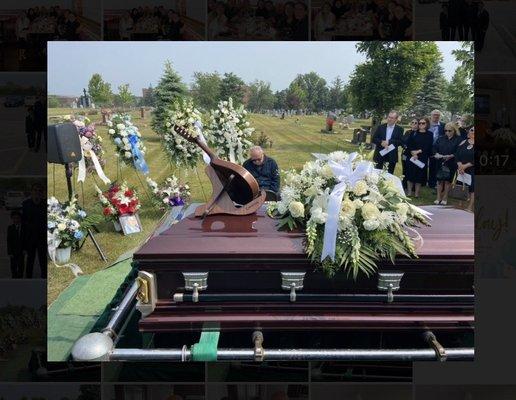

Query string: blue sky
[48,41,464,96]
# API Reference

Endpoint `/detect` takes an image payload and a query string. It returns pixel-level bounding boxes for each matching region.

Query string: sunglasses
[418,122,426,125]
[410,121,418,124]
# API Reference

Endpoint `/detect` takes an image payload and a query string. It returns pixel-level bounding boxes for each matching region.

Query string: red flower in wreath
[103,207,113,216]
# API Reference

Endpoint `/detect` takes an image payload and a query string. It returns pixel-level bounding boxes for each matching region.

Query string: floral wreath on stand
[96,181,141,222]
[108,114,149,174]
[158,98,205,169]
[268,151,431,278]
[206,97,255,164]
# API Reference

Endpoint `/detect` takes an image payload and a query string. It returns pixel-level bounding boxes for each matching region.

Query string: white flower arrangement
[108,114,146,169]
[206,98,254,164]
[47,197,88,249]
[268,151,430,278]
[146,176,190,209]
[159,98,204,168]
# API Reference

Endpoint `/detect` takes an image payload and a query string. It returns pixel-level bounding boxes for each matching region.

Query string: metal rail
[109,347,474,362]
[173,292,474,304]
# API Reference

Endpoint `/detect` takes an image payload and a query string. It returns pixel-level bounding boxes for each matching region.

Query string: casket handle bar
[135,271,157,318]
[182,272,209,303]
[253,331,264,362]
[377,271,404,303]
[423,330,447,362]
[281,271,306,302]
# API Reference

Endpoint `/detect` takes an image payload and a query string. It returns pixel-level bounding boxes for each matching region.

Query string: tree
[446,66,473,115]
[286,82,307,110]
[246,80,275,112]
[220,72,245,106]
[349,42,441,124]
[117,83,134,110]
[274,89,288,109]
[191,71,222,110]
[151,61,188,133]
[87,73,113,106]
[410,63,448,116]
[327,77,349,111]
[451,41,474,114]
[291,72,328,111]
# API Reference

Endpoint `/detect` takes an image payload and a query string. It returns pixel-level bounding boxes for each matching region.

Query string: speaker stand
[65,163,107,262]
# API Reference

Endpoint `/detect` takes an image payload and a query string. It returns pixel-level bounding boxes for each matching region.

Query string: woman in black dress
[433,122,462,205]
[455,126,475,211]
[406,117,433,198]
[401,118,418,189]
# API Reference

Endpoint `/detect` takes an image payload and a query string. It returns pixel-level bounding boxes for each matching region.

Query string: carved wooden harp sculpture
[173,125,266,217]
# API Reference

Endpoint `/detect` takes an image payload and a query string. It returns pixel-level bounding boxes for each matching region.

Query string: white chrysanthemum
[353,180,368,196]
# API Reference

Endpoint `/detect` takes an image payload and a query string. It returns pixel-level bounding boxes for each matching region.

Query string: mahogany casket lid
[133,205,473,269]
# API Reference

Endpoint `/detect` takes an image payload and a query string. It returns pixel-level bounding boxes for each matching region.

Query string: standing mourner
[33,95,46,153]
[22,183,46,279]
[372,111,404,174]
[25,106,36,151]
[406,118,433,198]
[243,146,280,195]
[401,119,418,189]
[433,122,462,205]
[7,211,26,279]
[455,126,475,211]
[427,109,446,189]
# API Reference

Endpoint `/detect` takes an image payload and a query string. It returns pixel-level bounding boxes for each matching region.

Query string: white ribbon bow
[77,136,111,185]
[47,230,83,277]
[194,120,211,165]
[320,153,373,261]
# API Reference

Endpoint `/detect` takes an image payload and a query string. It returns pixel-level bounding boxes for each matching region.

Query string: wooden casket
[133,205,474,335]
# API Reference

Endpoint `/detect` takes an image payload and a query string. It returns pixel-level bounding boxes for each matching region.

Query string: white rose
[107,121,113,127]
[340,198,356,217]
[361,202,380,220]
[108,129,115,134]
[124,151,132,158]
[320,164,334,179]
[57,223,66,231]
[289,201,305,218]
[116,123,125,130]
[353,199,364,208]
[363,219,380,231]
[353,180,368,196]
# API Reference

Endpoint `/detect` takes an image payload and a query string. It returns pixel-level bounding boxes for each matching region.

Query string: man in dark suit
[7,211,25,279]
[372,111,404,174]
[428,109,446,189]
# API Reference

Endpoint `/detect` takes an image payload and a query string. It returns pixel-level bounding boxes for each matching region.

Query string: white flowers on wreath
[206,97,254,164]
[268,151,431,279]
[47,196,88,249]
[108,114,146,166]
[160,98,204,169]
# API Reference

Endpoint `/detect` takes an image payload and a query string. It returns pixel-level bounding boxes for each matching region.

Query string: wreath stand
[65,163,107,262]
[194,165,266,218]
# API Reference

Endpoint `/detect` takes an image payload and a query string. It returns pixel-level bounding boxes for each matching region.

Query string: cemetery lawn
[47,109,468,304]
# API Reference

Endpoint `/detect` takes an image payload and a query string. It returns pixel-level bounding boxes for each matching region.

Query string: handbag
[449,172,469,201]
[436,163,451,181]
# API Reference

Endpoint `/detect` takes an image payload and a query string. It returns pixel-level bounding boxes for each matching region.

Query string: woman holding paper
[455,126,475,212]
[433,122,462,205]
[405,117,433,198]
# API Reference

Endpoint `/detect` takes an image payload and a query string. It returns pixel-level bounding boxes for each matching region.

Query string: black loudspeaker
[47,123,82,164]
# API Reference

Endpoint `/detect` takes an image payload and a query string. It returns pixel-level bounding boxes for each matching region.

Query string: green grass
[47,109,469,304]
